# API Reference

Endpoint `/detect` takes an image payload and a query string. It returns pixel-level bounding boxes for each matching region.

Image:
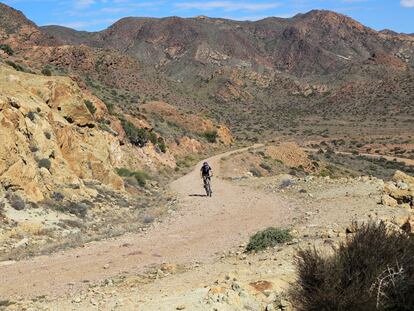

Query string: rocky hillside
[0,62,169,202]
[40,8,414,139]
[2,2,414,141]
[0,3,57,47]
[42,11,414,77]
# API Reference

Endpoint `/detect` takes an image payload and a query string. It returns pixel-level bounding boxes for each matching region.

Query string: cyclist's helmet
[203,162,208,166]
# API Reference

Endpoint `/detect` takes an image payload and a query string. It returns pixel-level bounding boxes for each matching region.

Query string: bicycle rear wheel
[204,178,212,197]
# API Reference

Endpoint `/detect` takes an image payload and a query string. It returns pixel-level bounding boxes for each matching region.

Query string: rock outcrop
[0,64,174,203]
[382,170,414,209]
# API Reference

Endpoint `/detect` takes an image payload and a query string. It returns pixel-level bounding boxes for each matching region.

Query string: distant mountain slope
[1,2,413,139]
[41,10,414,78]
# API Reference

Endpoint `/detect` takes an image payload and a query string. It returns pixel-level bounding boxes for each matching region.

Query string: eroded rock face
[0,64,176,202]
[0,65,125,202]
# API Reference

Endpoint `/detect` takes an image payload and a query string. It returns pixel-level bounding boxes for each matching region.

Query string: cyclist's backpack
[202,164,211,175]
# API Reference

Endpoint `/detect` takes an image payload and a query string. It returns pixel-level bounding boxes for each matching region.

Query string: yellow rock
[0,64,176,203]
[381,194,398,207]
[393,170,414,186]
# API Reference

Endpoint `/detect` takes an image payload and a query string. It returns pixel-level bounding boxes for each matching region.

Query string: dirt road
[0,145,298,300]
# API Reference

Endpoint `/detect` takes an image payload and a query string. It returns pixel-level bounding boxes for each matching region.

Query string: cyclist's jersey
[201,164,212,176]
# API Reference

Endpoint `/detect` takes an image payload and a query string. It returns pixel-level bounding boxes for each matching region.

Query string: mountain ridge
[1,1,413,140]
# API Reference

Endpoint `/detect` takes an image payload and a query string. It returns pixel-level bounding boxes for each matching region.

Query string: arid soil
[1,145,412,310]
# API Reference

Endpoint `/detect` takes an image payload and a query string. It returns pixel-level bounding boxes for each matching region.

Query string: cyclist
[200,162,213,196]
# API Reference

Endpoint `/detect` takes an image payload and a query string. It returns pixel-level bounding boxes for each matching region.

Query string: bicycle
[203,176,212,197]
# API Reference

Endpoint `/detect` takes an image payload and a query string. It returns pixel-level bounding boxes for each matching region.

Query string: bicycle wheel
[206,178,212,197]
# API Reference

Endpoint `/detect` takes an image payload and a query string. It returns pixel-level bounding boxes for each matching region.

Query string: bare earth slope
[0,145,300,300]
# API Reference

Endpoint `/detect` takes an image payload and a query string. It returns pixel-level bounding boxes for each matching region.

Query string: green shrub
[250,166,262,177]
[50,201,90,218]
[120,118,149,147]
[149,131,158,145]
[246,227,292,252]
[0,44,14,56]
[290,221,414,311]
[41,67,52,76]
[116,167,150,187]
[29,145,39,153]
[103,100,114,114]
[5,192,25,211]
[204,130,218,143]
[84,100,96,115]
[38,158,51,170]
[66,202,89,218]
[51,192,65,202]
[0,300,14,307]
[26,111,36,122]
[157,137,167,153]
[259,162,272,172]
[5,60,24,72]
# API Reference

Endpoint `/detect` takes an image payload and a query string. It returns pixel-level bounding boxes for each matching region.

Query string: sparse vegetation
[84,100,96,115]
[259,162,272,172]
[116,167,150,187]
[246,227,292,252]
[51,192,65,202]
[0,300,14,307]
[120,118,149,147]
[0,44,14,55]
[41,67,52,76]
[204,130,218,143]
[37,158,51,170]
[64,201,90,218]
[157,137,167,153]
[249,166,262,177]
[26,111,36,121]
[5,192,26,211]
[29,145,39,153]
[143,215,155,224]
[290,222,414,311]
[5,60,25,72]
[279,179,295,189]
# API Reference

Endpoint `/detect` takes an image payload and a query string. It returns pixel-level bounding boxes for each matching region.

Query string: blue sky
[2,0,414,33]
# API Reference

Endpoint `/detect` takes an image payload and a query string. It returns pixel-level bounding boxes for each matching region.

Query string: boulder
[383,173,414,208]
[381,194,398,207]
[392,170,414,186]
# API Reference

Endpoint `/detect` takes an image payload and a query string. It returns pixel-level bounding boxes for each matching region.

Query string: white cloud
[176,1,280,12]
[401,0,414,7]
[73,0,96,9]
[226,12,296,21]
[341,0,369,3]
[58,17,117,29]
